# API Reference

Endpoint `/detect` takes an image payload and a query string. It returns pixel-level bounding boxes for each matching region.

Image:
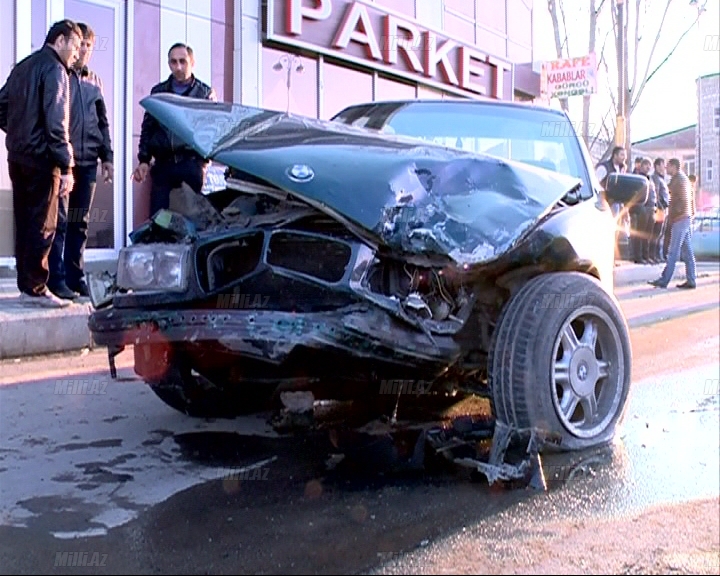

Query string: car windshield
[332,101,588,182]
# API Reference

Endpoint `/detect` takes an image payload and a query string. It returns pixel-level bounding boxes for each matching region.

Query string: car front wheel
[488,272,632,451]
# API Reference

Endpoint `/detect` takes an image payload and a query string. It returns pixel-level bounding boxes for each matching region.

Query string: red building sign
[266,0,514,100]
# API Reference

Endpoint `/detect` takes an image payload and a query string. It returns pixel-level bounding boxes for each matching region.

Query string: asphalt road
[0,277,718,574]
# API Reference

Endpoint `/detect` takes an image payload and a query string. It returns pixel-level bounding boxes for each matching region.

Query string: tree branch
[629,0,672,109]
[632,10,705,110]
[558,0,570,58]
[591,107,614,154]
[601,45,618,115]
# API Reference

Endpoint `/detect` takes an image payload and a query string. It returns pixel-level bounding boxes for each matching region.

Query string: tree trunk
[547,0,569,112]
[624,0,633,163]
[583,0,599,147]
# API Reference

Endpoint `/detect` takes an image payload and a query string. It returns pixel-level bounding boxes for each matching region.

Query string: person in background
[635,158,657,264]
[596,146,627,263]
[0,20,82,308]
[648,159,697,289]
[595,145,627,189]
[131,43,216,216]
[48,22,113,300]
[627,155,648,263]
[650,157,669,263]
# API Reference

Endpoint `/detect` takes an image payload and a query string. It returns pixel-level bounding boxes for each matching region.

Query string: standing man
[648,159,697,290]
[595,145,627,190]
[634,158,657,264]
[649,157,669,263]
[596,146,627,262]
[132,43,216,216]
[48,22,113,300]
[0,20,82,308]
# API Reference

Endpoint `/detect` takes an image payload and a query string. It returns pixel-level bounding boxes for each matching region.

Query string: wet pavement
[0,283,718,573]
[372,362,720,574]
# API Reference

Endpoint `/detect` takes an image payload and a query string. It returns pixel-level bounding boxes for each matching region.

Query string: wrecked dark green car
[88,95,648,485]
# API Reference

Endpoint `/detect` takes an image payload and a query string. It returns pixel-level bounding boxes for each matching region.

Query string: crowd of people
[596,146,697,290]
[0,19,216,308]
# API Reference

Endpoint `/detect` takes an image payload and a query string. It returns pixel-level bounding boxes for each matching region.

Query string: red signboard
[265,0,514,100]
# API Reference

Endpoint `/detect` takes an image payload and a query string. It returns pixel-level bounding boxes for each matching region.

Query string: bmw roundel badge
[287,164,315,182]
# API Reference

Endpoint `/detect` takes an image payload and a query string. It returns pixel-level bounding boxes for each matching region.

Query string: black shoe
[48,283,78,300]
[648,279,668,288]
[676,281,696,289]
[67,281,89,298]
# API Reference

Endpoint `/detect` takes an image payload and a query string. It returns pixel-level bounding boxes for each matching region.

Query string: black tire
[488,272,632,451]
[147,355,275,419]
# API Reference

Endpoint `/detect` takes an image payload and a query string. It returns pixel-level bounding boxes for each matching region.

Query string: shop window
[320,61,373,120]
[262,47,318,118]
[684,159,696,177]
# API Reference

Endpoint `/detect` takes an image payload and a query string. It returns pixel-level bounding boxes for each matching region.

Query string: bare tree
[610,0,707,156]
[547,0,608,145]
[548,0,708,162]
[583,0,607,145]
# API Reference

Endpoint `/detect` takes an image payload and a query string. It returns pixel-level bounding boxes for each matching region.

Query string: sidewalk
[0,260,718,360]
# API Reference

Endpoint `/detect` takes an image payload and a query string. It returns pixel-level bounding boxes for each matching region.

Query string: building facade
[0,0,542,263]
[632,125,697,177]
[696,73,720,208]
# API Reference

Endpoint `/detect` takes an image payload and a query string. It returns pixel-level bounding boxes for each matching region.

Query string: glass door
[63,0,127,260]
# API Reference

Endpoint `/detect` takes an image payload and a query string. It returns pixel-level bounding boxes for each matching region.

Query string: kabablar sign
[541,53,598,99]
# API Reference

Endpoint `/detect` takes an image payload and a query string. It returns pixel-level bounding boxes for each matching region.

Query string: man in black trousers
[0,20,82,308]
[48,22,114,300]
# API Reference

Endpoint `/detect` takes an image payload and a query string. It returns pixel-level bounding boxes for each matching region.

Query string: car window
[695,217,718,232]
[332,101,593,201]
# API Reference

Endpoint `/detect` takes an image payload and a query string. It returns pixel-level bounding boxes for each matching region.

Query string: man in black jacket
[132,43,216,216]
[649,157,669,263]
[48,22,113,299]
[633,157,657,264]
[0,20,82,308]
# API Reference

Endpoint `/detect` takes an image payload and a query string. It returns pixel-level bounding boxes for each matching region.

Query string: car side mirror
[604,173,649,206]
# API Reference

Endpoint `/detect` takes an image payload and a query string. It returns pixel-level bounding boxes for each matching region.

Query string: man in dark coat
[48,22,114,299]
[0,20,82,307]
[131,43,217,216]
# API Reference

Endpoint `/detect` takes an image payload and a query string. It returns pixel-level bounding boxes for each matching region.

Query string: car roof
[341,98,570,119]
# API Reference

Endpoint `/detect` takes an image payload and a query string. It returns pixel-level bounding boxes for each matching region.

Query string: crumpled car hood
[141,94,582,266]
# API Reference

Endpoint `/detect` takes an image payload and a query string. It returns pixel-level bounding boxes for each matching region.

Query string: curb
[0,262,718,361]
[0,299,94,360]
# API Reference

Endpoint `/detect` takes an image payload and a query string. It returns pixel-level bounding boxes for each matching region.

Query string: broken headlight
[116,244,191,292]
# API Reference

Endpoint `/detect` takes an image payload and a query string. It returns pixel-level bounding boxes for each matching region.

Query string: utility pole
[615,0,626,152]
